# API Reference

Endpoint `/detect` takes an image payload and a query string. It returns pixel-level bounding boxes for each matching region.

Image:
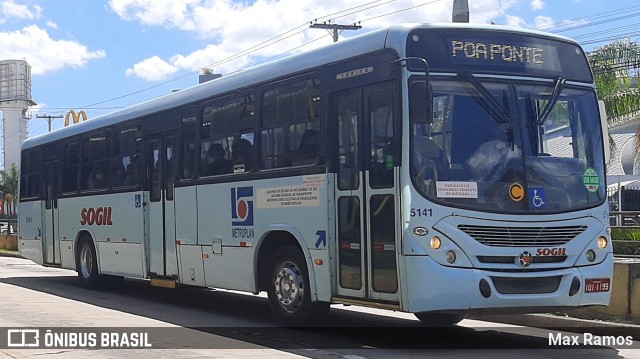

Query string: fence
[607,175,640,226]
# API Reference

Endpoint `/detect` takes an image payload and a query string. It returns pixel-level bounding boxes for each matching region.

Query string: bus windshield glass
[410,77,606,214]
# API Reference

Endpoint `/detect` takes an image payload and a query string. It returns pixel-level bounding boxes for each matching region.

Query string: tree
[0,163,19,217]
[587,40,640,166]
[588,39,640,121]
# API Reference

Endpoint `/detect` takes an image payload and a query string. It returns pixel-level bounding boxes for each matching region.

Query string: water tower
[0,59,36,169]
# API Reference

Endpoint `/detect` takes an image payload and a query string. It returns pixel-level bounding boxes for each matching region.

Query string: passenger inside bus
[291,129,319,165]
[206,143,232,175]
[111,159,126,187]
[124,162,141,186]
[232,138,253,173]
[86,167,107,190]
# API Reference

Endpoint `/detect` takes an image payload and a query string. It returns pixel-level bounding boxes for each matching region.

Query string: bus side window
[208,94,255,175]
[62,142,79,193]
[114,125,141,188]
[261,78,320,169]
[180,106,198,180]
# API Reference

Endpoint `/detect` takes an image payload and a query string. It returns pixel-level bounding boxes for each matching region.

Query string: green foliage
[612,241,640,255]
[0,163,19,198]
[588,39,640,100]
[611,228,640,241]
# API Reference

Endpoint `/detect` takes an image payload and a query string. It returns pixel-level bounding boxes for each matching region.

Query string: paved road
[0,256,638,358]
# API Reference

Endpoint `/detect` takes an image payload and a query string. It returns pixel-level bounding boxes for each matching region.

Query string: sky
[0,0,639,153]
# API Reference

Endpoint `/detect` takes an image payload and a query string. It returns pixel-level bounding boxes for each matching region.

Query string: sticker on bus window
[436,181,478,198]
[509,183,524,202]
[528,187,546,209]
[583,167,600,192]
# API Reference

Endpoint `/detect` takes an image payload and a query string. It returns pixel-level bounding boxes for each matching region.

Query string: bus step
[150,278,176,289]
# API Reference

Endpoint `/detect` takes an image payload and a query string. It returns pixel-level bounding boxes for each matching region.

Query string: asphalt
[1,250,638,338]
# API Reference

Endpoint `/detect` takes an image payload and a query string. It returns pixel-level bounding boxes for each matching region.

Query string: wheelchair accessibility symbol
[528,187,546,209]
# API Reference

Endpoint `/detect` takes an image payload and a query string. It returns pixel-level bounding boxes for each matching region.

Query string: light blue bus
[19,23,612,326]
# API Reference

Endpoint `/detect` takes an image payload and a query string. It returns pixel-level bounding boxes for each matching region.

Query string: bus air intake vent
[491,276,562,294]
[458,225,587,247]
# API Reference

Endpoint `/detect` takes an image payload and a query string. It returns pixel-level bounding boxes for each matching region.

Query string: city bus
[18,23,613,326]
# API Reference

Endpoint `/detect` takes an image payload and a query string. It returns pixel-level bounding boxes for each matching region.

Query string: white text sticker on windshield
[436,181,478,198]
[583,167,600,192]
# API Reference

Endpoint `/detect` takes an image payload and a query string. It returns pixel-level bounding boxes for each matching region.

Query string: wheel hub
[274,261,304,313]
[80,245,93,279]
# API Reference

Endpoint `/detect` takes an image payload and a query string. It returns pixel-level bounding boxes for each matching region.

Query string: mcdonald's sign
[65,110,88,127]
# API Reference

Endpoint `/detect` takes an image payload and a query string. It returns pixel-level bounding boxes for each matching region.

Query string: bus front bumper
[404,253,613,313]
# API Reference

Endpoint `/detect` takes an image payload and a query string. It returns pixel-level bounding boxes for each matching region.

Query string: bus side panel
[18,200,44,265]
[175,186,198,245]
[197,182,255,292]
[97,242,145,277]
[58,192,146,277]
[203,246,254,292]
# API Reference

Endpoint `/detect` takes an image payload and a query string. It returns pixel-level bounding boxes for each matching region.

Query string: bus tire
[267,245,328,326]
[414,312,464,326]
[76,237,101,289]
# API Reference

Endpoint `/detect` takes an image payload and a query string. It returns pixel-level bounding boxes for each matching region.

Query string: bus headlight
[597,236,609,249]
[445,250,456,264]
[430,236,442,250]
[586,249,596,262]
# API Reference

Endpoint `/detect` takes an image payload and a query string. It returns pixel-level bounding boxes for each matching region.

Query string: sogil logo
[231,186,254,226]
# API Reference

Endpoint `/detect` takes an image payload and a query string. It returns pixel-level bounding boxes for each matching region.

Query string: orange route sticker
[509,183,524,202]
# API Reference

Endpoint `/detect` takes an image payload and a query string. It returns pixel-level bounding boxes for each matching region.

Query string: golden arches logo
[65,110,88,127]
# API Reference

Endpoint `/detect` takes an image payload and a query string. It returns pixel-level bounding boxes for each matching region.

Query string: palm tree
[0,163,19,217]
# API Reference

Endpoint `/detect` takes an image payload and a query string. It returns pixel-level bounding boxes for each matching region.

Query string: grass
[0,248,19,255]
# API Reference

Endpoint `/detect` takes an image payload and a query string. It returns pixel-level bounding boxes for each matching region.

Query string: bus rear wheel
[414,312,464,326]
[76,237,101,289]
[267,245,328,326]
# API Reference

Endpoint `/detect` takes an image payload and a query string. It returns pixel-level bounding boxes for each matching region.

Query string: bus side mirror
[598,100,610,165]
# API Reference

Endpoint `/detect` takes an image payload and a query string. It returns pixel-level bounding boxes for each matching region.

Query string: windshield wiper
[535,77,566,125]
[458,72,515,148]
[459,73,513,124]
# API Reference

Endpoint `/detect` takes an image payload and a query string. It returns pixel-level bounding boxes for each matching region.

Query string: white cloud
[110,0,522,81]
[534,15,555,30]
[0,0,41,20]
[0,25,106,75]
[125,55,179,81]
[505,15,528,28]
[46,20,58,29]
[530,0,544,11]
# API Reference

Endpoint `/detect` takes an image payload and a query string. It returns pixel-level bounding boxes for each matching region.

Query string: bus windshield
[410,77,606,214]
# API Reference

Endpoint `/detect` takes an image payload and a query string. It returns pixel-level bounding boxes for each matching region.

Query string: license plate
[585,278,610,293]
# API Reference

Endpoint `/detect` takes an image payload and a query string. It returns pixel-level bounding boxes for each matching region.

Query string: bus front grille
[458,224,587,247]
[490,276,562,294]
[477,255,567,264]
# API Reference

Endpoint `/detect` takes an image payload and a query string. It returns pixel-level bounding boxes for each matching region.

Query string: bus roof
[23,23,580,150]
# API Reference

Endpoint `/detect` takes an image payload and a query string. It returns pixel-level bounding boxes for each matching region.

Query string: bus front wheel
[266,245,328,326]
[76,237,101,289]
[414,312,464,326]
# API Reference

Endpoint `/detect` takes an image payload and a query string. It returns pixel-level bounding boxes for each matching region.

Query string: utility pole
[452,0,470,23]
[35,114,63,132]
[309,21,362,42]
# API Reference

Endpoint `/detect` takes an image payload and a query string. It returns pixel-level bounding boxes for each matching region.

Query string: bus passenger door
[147,133,178,278]
[333,82,400,302]
[43,158,61,265]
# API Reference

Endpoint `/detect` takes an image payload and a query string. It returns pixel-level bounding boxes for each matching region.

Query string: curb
[469,313,640,339]
[0,251,22,258]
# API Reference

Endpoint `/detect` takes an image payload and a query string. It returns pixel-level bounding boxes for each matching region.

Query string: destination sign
[406,29,592,82]
[450,40,544,65]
